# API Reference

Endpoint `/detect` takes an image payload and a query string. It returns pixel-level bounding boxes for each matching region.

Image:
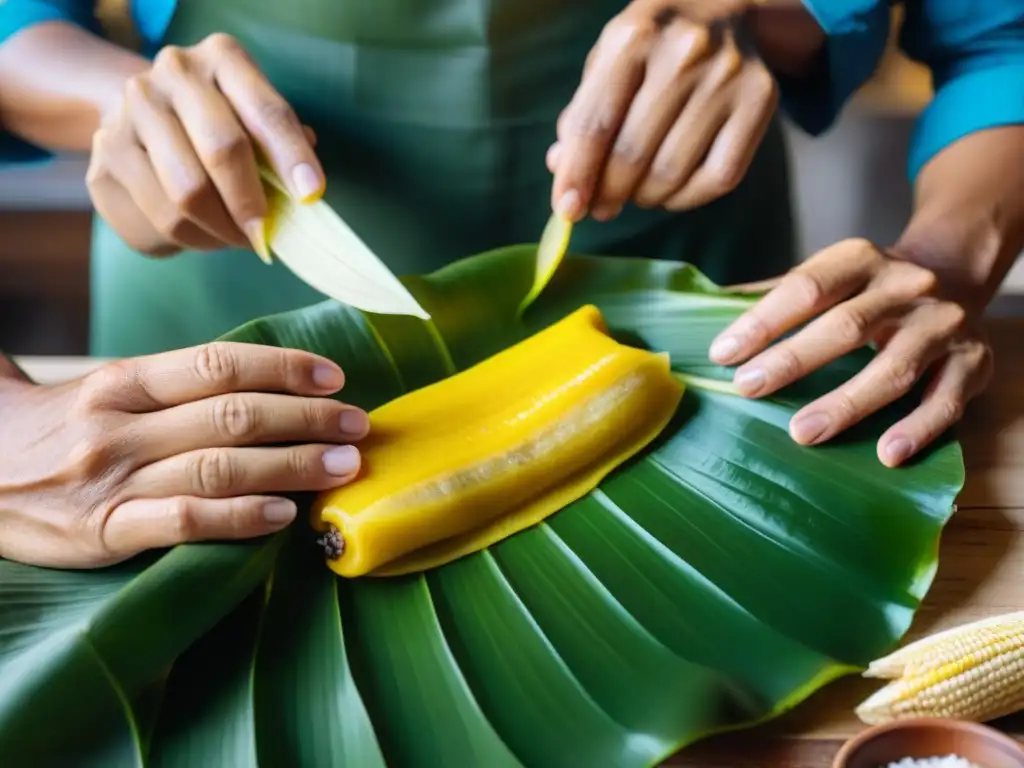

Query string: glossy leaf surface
[0,247,963,766]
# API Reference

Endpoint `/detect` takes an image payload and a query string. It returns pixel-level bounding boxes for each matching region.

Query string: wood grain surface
[16,317,1024,767]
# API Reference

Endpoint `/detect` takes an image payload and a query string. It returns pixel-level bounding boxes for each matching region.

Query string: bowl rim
[832,717,1024,767]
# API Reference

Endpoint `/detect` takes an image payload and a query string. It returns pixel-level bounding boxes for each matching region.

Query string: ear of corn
[856,612,1024,724]
[864,612,1024,679]
[312,304,684,578]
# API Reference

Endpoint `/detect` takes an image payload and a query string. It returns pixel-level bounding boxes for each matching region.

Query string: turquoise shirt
[0,0,1022,181]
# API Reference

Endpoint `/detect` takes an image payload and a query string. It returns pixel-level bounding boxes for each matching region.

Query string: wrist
[0,22,149,153]
[892,204,1010,317]
[895,127,1024,318]
[88,49,149,134]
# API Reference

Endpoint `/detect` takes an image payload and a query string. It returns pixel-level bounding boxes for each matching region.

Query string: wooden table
[15,321,1024,768]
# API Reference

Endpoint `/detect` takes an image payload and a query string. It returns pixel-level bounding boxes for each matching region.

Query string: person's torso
[163,0,690,272]
[91,0,796,356]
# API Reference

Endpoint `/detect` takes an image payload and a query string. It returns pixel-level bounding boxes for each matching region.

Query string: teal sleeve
[0,0,99,164]
[900,0,1024,180]
[0,0,96,44]
[777,0,891,135]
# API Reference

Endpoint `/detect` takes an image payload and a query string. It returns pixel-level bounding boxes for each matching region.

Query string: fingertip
[244,217,271,263]
[291,162,325,204]
[554,189,584,221]
[340,407,370,439]
[788,422,809,446]
[878,436,913,468]
[789,410,831,446]
[262,498,297,526]
[322,444,361,478]
[708,334,741,364]
[311,360,345,391]
[733,365,766,397]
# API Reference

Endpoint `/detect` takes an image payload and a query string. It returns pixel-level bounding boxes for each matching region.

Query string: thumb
[102,495,297,555]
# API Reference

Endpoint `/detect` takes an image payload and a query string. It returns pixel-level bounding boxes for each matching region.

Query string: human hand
[708,239,994,466]
[0,343,369,568]
[549,0,777,222]
[86,33,322,257]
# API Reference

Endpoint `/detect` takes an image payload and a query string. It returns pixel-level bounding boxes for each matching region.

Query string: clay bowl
[832,718,1024,768]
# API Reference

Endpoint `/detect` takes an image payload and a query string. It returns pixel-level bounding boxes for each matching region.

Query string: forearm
[0,21,148,152]
[894,126,1024,315]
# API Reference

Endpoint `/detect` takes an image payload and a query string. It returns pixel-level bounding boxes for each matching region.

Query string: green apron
[90,0,796,358]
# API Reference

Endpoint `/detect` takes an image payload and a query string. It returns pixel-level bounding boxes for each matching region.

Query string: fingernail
[556,189,582,220]
[340,408,369,437]
[263,499,297,525]
[790,411,831,444]
[312,363,343,390]
[291,163,323,203]
[591,204,622,222]
[245,218,271,264]
[323,445,360,476]
[882,438,912,466]
[709,335,741,363]
[734,367,765,395]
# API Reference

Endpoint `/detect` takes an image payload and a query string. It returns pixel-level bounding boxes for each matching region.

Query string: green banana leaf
[0,246,964,766]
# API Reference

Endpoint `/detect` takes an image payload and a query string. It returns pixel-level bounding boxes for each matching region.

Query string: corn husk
[258,166,431,320]
[519,213,573,314]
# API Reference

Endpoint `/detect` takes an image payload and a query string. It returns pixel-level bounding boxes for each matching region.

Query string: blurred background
[1,14,1022,357]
